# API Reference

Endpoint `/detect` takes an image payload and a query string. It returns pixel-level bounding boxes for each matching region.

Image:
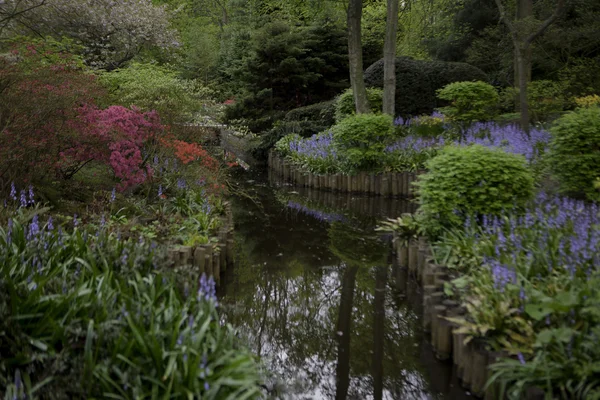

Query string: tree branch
[493,0,515,33]
[0,0,46,25]
[524,0,567,46]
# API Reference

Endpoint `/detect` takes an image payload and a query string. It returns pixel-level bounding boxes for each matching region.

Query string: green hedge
[364,57,488,116]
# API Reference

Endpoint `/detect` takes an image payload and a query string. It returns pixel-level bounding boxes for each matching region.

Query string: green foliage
[332,114,394,172]
[364,57,488,116]
[274,134,302,158]
[0,211,262,398]
[433,197,600,399]
[437,81,499,123]
[100,62,209,124]
[415,145,534,236]
[558,56,600,99]
[527,80,566,122]
[334,88,383,122]
[285,100,336,126]
[222,18,349,132]
[548,106,600,201]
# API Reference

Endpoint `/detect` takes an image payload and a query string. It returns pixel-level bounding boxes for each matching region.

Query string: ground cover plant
[0,195,262,398]
[432,194,600,399]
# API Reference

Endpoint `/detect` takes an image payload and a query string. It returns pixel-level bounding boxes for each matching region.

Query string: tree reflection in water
[221,171,467,399]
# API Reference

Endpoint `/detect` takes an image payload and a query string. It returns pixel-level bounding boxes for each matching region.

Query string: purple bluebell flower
[158,185,163,197]
[110,188,116,203]
[73,214,79,227]
[517,353,526,365]
[10,182,17,201]
[28,185,35,205]
[47,217,54,231]
[27,215,40,241]
[19,190,27,208]
[177,178,187,189]
[198,273,217,304]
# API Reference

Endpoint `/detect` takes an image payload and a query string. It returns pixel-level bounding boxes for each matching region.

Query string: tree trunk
[515,43,530,131]
[383,0,399,116]
[347,0,370,114]
[513,0,533,88]
[495,0,567,132]
[335,265,359,400]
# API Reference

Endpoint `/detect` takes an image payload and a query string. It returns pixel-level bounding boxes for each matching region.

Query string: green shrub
[498,86,518,113]
[409,113,447,137]
[437,81,499,123]
[274,133,302,157]
[252,119,327,161]
[364,57,488,117]
[100,62,208,124]
[334,87,383,122]
[285,100,336,126]
[527,80,566,122]
[332,114,394,172]
[548,106,600,201]
[415,145,534,236]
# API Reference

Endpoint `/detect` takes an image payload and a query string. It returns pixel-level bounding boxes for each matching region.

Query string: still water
[219,170,470,400]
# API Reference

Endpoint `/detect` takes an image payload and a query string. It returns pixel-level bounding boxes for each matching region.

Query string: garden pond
[218,169,471,400]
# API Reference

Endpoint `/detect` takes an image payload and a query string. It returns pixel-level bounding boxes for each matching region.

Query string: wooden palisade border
[268,150,421,198]
[166,202,235,287]
[395,234,541,400]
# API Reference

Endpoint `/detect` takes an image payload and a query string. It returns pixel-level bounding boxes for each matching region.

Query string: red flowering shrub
[160,138,218,170]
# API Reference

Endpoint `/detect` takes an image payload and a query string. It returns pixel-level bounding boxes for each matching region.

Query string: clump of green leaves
[547,106,600,201]
[437,81,499,123]
[415,145,534,237]
[274,134,302,158]
[334,87,383,122]
[332,113,395,172]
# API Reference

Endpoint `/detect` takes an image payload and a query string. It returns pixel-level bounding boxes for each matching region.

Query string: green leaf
[525,304,552,321]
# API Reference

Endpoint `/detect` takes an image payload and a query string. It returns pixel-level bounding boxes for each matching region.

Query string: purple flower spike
[19,190,27,208]
[10,182,17,200]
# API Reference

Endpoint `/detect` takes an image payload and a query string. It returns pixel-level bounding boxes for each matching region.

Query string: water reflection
[221,171,466,399]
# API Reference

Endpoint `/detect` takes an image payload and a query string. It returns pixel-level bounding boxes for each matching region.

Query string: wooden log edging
[166,202,235,286]
[395,236,536,400]
[268,150,421,198]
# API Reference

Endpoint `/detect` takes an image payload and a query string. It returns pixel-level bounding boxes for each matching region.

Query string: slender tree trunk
[513,0,533,87]
[335,265,359,400]
[383,0,399,116]
[515,43,530,131]
[347,0,370,114]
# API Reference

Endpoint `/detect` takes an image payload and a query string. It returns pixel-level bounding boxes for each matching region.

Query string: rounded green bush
[548,106,600,201]
[332,113,394,172]
[416,145,535,236]
[437,81,499,123]
[334,87,383,122]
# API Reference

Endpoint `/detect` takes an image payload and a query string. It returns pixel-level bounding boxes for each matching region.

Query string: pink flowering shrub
[71,105,164,190]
